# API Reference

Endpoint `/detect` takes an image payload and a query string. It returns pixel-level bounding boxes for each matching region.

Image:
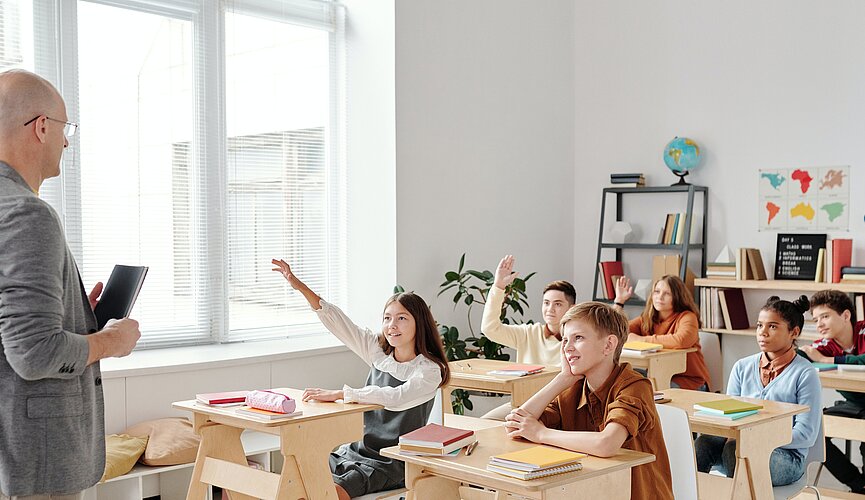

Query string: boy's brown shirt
[538,363,674,500]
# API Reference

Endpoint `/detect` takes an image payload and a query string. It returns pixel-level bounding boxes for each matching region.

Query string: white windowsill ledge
[99,334,349,379]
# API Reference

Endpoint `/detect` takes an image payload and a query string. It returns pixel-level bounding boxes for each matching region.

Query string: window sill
[99,334,348,379]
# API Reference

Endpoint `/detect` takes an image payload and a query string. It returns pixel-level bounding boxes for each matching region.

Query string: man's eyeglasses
[23,115,79,137]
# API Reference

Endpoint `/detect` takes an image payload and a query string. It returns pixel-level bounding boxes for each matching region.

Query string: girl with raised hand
[613,274,711,390]
[272,258,450,500]
[694,295,822,486]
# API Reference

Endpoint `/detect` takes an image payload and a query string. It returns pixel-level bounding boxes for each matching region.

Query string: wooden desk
[620,347,696,390]
[662,388,809,500]
[381,425,655,499]
[442,360,557,416]
[820,370,865,393]
[173,388,381,500]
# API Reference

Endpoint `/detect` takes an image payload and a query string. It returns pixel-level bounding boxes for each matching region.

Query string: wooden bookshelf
[695,278,865,294]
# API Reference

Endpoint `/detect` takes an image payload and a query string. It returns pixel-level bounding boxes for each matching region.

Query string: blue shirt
[727,352,822,458]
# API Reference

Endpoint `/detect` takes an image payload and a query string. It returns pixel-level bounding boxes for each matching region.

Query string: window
[1,0,346,348]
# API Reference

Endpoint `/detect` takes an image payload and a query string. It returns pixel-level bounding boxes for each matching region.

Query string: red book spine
[832,239,853,283]
[600,261,623,301]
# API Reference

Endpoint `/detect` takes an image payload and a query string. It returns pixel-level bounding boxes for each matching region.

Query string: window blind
[0,0,346,348]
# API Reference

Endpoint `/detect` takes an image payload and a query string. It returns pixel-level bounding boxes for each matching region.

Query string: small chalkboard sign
[774,233,827,280]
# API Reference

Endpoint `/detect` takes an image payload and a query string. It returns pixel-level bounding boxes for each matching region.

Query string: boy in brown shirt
[504,302,674,500]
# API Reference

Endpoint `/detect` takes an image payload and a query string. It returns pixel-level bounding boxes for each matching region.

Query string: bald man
[0,70,141,500]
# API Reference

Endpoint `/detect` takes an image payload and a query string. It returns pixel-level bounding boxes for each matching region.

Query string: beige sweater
[481,286,562,366]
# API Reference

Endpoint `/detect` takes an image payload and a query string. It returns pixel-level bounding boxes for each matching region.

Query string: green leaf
[466,270,487,281]
[437,283,458,297]
[445,271,460,282]
[482,270,494,280]
[453,290,462,304]
[458,253,466,273]
[464,398,473,411]
[464,294,473,306]
[393,284,405,294]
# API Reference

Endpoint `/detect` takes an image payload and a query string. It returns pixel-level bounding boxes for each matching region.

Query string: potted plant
[436,254,535,414]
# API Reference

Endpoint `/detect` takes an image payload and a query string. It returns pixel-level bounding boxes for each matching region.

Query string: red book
[719,288,749,330]
[831,239,852,284]
[599,261,623,301]
[399,424,474,447]
[196,390,250,405]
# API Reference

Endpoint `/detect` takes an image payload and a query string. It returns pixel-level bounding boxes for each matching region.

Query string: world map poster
[758,166,849,231]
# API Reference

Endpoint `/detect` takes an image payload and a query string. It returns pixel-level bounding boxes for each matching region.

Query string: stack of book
[824,239,853,283]
[610,173,645,188]
[622,341,663,355]
[735,248,767,280]
[487,364,545,376]
[487,446,586,480]
[597,261,623,300]
[840,266,865,283]
[693,399,762,421]
[705,262,736,280]
[398,424,475,457]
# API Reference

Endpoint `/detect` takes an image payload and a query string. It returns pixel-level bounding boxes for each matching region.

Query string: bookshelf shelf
[695,278,865,294]
[593,185,708,303]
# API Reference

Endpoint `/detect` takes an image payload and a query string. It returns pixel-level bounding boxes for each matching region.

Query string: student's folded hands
[504,407,545,442]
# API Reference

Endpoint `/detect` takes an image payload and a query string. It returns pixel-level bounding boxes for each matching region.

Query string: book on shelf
[487,364,545,376]
[94,264,149,329]
[693,409,759,421]
[815,248,826,283]
[857,295,864,323]
[717,288,749,330]
[841,266,865,275]
[489,446,586,472]
[599,261,623,300]
[487,462,583,480]
[399,424,475,450]
[610,173,644,179]
[662,214,676,245]
[841,276,865,283]
[235,406,303,420]
[831,239,852,284]
[693,399,763,414]
[196,390,250,405]
[610,182,645,188]
[622,341,663,353]
[812,363,837,372]
[745,248,768,280]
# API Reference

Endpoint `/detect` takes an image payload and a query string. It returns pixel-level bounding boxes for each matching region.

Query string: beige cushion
[101,434,148,482]
[123,417,200,466]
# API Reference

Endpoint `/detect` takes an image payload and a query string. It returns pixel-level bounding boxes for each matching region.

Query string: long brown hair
[377,292,450,386]
[639,275,701,335]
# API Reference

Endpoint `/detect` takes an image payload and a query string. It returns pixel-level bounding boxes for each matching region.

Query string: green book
[694,409,759,420]
[693,399,763,415]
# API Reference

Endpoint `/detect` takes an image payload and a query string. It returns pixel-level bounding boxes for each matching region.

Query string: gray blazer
[0,162,104,496]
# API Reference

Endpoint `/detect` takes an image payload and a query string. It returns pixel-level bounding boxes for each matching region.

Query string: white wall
[394,1,577,332]
[573,0,865,381]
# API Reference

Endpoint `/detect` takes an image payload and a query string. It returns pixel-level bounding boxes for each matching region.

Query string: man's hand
[87,318,141,365]
[301,388,344,402]
[494,255,518,290]
[800,345,832,363]
[88,282,103,311]
[504,408,547,442]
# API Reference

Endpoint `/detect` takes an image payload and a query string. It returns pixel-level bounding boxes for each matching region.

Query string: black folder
[94,265,148,329]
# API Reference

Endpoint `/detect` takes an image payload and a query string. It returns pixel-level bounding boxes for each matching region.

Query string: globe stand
[671,170,690,186]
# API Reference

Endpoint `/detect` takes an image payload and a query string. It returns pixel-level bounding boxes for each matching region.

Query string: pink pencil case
[245,390,296,414]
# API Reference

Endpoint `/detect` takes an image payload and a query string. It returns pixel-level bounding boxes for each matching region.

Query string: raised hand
[272,259,305,290]
[494,255,518,290]
[613,276,633,305]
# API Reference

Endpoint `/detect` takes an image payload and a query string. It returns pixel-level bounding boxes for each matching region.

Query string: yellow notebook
[623,341,663,352]
[490,446,586,470]
[693,398,763,415]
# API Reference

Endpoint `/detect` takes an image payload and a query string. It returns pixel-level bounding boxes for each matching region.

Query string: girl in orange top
[613,274,711,391]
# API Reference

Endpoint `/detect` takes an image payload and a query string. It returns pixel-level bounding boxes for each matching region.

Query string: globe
[663,136,701,185]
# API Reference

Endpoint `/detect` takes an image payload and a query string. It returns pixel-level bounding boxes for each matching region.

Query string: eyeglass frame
[23,115,79,137]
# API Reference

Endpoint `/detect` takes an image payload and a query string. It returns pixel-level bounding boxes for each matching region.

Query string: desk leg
[734,416,793,500]
[403,462,460,500]
[442,386,455,419]
[278,411,365,499]
[186,422,255,500]
[646,357,684,391]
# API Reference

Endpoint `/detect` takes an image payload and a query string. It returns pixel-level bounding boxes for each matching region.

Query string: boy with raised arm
[504,302,673,500]
[800,290,865,493]
[480,254,575,420]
